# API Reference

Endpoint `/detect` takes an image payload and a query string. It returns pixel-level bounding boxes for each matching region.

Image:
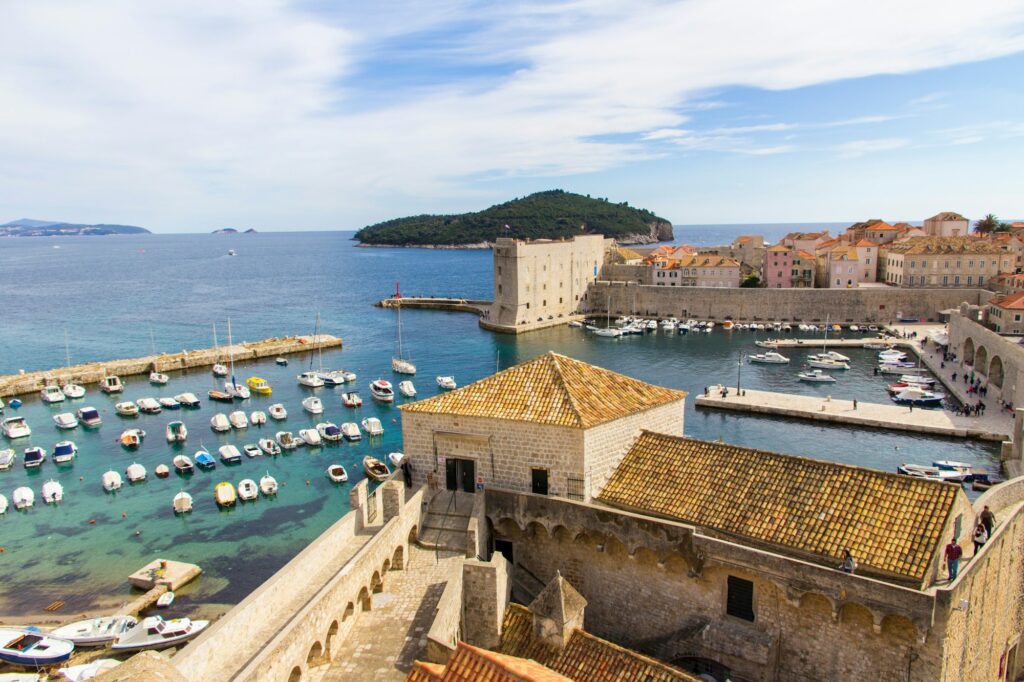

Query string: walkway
[320,546,464,681]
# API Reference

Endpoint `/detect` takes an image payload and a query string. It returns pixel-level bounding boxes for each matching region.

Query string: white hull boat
[24,446,46,468]
[342,392,363,407]
[297,371,325,388]
[115,401,140,417]
[215,482,237,507]
[51,616,137,647]
[398,381,416,397]
[166,421,188,443]
[2,417,31,439]
[126,462,147,482]
[111,616,209,651]
[299,428,322,447]
[77,407,102,426]
[798,369,837,383]
[159,397,181,410]
[219,445,243,464]
[102,470,123,492]
[212,363,229,377]
[326,464,348,483]
[61,383,86,399]
[749,352,789,364]
[53,440,77,463]
[317,422,342,442]
[149,371,169,385]
[250,411,267,426]
[388,452,405,468]
[228,410,249,429]
[243,443,261,458]
[210,413,231,432]
[258,438,281,456]
[224,381,250,399]
[42,480,64,504]
[137,398,162,414]
[370,379,394,402]
[392,357,416,375]
[173,491,193,513]
[238,479,258,501]
[100,376,124,394]
[156,592,175,608]
[0,629,75,665]
[268,403,287,420]
[174,392,201,407]
[259,474,278,496]
[361,417,384,436]
[0,449,14,470]
[13,487,34,509]
[173,455,194,474]
[0,494,7,514]
[436,375,456,390]
[40,385,66,404]
[807,357,850,370]
[341,422,361,441]
[302,397,324,414]
[363,456,391,481]
[276,431,298,449]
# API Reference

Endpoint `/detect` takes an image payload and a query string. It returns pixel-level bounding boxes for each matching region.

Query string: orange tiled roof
[767,244,791,253]
[854,239,877,247]
[598,431,962,585]
[400,352,686,429]
[992,292,1024,310]
[796,250,815,259]
[416,642,573,682]
[407,661,445,681]
[886,236,1002,255]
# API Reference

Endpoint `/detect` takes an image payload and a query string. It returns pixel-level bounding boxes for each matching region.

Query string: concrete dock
[0,334,341,398]
[376,296,490,315]
[695,386,1010,441]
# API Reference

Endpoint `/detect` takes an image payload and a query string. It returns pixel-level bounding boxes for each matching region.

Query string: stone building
[824,245,860,288]
[988,292,1024,334]
[652,255,741,287]
[853,239,878,282]
[924,211,970,237]
[881,237,1009,287]
[398,351,686,501]
[761,245,814,288]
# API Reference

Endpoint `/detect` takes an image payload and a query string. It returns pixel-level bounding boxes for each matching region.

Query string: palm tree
[974,213,1002,234]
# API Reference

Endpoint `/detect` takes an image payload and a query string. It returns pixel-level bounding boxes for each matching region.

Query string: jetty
[0,334,341,399]
[123,559,203,616]
[376,296,490,315]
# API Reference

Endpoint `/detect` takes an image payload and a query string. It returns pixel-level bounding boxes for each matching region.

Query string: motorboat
[797,369,837,383]
[149,371,169,385]
[100,376,124,394]
[568,320,584,328]
[115,401,140,417]
[0,629,75,665]
[53,412,79,429]
[125,462,147,483]
[61,382,86,399]
[276,357,288,366]
[897,464,965,482]
[40,384,66,403]
[24,446,46,468]
[317,370,350,387]
[13,487,34,509]
[361,417,384,436]
[749,352,790,364]
[317,422,342,442]
[111,616,210,651]
[212,363,229,377]
[53,440,77,463]
[218,445,243,464]
[250,410,267,426]
[194,450,216,470]
[243,443,261,458]
[157,592,175,608]
[173,491,194,514]
[363,456,391,481]
[276,431,298,450]
[0,449,14,470]
[302,396,324,414]
[42,480,64,504]
[370,379,395,402]
[0,493,6,514]
[175,392,201,407]
[173,455,194,474]
[341,422,361,441]
[258,438,281,456]
[155,464,170,478]
[891,387,945,408]
[238,478,259,501]
[821,350,851,362]
[899,375,936,387]
[102,470,123,492]
[119,429,145,448]
[878,350,908,361]
[2,416,31,438]
[166,420,188,442]
[878,363,922,374]
[214,481,237,507]
[326,464,349,483]
[593,327,623,338]
[388,452,405,468]
[137,397,162,414]
[208,390,234,403]
[269,403,287,420]
[246,377,273,396]
[51,616,138,647]
[298,428,322,447]
[77,406,102,427]
[297,371,325,388]
[159,397,181,410]
[259,474,278,496]
[436,376,457,390]
[398,381,416,398]
[754,339,779,348]
[228,410,249,429]
[723,320,734,330]
[341,370,357,383]
[933,460,974,477]
[341,392,363,408]
[864,340,894,350]
[210,413,231,432]
[806,356,850,370]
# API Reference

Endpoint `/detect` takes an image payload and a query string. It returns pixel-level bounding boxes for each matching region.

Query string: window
[967,276,972,285]
[1016,314,1022,322]
[498,285,503,294]
[955,276,960,285]
[910,260,916,269]
[497,266,502,275]
[943,275,948,285]
[726,576,755,621]
[979,276,984,285]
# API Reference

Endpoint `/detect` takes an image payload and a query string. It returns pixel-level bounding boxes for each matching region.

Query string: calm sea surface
[0,232,998,616]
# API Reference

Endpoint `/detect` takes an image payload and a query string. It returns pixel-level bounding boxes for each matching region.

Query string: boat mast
[395,281,404,361]
[316,311,323,373]
[227,318,236,388]
[64,327,71,371]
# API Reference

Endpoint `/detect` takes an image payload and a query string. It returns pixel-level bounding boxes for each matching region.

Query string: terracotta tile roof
[927,212,968,221]
[407,661,445,681]
[886,236,1002,255]
[400,352,686,429]
[767,244,791,253]
[617,247,643,261]
[854,239,877,247]
[992,292,1024,310]
[735,235,753,243]
[598,431,962,585]
[796,250,815,259]
[873,224,900,231]
[830,246,858,261]
[499,604,559,666]
[422,642,574,682]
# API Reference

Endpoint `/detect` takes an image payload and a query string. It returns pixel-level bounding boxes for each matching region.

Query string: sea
[0,228,997,619]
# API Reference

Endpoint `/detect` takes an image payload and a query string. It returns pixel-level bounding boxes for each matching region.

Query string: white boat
[361,417,384,436]
[821,350,851,362]
[899,375,936,386]
[173,491,193,513]
[210,413,231,432]
[222,319,251,399]
[268,403,288,420]
[276,357,288,366]
[891,387,945,407]
[174,392,201,407]
[173,455,194,474]
[137,397,162,414]
[115,401,139,417]
[341,370,357,383]
[807,356,850,370]
[2,416,31,439]
[370,379,394,402]
[593,327,623,338]
[317,370,349,387]
[111,616,210,651]
[13,487,34,509]
[276,431,298,450]
[388,452,405,468]
[159,397,181,411]
[436,376,457,390]
[60,334,87,400]
[51,616,137,647]
[302,396,324,414]
[298,428,322,447]
[125,462,147,482]
[53,412,79,429]
[259,474,278,496]
[568,320,584,328]
[228,410,249,429]
[849,325,859,332]
[77,406,102,426]
[878,350,907,361]
[156,592,175,608]
[341,392,363,407]
[797,369,837,383]
[40,384,66,404]
[341,422,361,441]
[0,628,75,665]
[23,446,46,468]
[317,422,343,442]
[392,293,417,374]
[53,440,77,463]
[0,494,6,514]
[258,438,281,456]
[326,464,348,483]
[749,352,790,364]
[100,375,123,394]
[238,478,259,501]
[250,411,267,426]
[398,380,416,398]
[864,340,894,350]
[0,449,14,470]
[102,470,123,491]
[897,464,965,481]
[212,363,229,377]
[219,444,243,463]
[155,464,170,478]
[297,371,325,388]
[119,429,145,448]
[149,371,169,385]
[242,443,261,458]
[42,480,64,504]
[166,421,188,442]
[363,456,391,481]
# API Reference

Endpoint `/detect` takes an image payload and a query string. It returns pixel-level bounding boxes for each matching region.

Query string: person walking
[400,458,413,488]
[944,538,963,581]
[972,523,989,556]
[980,506,996,536]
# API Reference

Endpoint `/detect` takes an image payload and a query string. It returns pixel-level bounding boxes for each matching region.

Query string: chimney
[529,571,587,651]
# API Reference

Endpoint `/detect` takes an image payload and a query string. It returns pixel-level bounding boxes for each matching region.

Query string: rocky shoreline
[355,223,674,249]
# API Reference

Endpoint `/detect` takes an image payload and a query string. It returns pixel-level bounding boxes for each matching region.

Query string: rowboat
[326,464,348,483]
[363,456,391,481]
[0,629,75,665]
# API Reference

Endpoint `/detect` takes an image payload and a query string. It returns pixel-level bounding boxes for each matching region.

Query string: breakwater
[376,296,490,315]
[0,334,342,398]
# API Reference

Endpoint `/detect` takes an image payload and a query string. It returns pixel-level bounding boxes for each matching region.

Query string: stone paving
[320,545,464,681]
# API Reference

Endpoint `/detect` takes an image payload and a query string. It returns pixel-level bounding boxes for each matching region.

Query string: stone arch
[382,558,391,574]
[963,338,975,365]
[602,535,628,558]
[493,517,522,539]
[342,602,355,621]
[306,641,323,665]
[552,525,573,543]
[408,525,418,544]
[990,356,1004,388]
[799,592,834,619]
[630,546,660,566]
[325,621,339,660]
[839,602,875,630]
[975,345,989,374]
[881,614,917,643]
[526,521,550,538]
[358,586,371,612]
[660,553,690,574]
[371,571,383,594]
[392,545,405,570]
[288,666,302,682]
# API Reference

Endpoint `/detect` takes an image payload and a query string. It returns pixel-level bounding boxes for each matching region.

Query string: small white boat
[77,406,102,426]
[259,474,278,496]
[821,350,851,362]
[268,403,288,420]
[363,456,391,481]
[166,421,188,443]
[238,479,258,501]
[51,616,137,647]
[436,375,457,390]
[568,320,584,328]
[173,455,194,474]
[149,371,169,385]
[228,410,249,429]
[210,413,231,432]
[0,449,14,470]
[392,357,416,375]
[100,375,124,394]
[276,431,298,450]
[159,397,181,410]
[317,422,343,442]
[361,417,384,436]
[297,371,325,388]
[275,357,288,366]
[388,452,405,468]
[219,444,243,464]
[398,380,416,398]
[1,416,31,438]
[23,446,46,468]
[341,370,357,383]
[370,379,394,402]
[174,392,201,407]
[173,491,193,513]
[258,438,281,456]
[111,616,210,651]
[298,428,322,447]
[126,462,147,482]
[42,479,64,504]
[53,412,79,429]
[119,428,146,448]
[115,401,140,417]
[242,443,261,458]
[102,470,123,492]
[53,440,77,463]
[224,380,250,400]
[137,397,162,414]
[797,369,837,383]
[749,352,790,364]
[0,493,6,514]
[317,370,350,386]
[302,396,324,414]
[0,628,75,665]
[326,464,348,483]
[592,327,623,338]
[40,384,66,404]
[341,392,363,407]
[13,486,34,509]
[215,481,237,507]
[807,356,850,370]
[341,422,361,441]
[61,382,86,399]
[156,592,175,608]
[250,411,267,426]
[155,464,170,478]
[212,363,229,377]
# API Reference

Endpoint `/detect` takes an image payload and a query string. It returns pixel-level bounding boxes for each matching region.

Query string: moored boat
[24,446,46,468]
[276,357,288,366]
[2,416,31,438]
[149,371,169,385]
[326,464,348,483]
[194,450,216,470]
[208,390,234,403]
[317,422,342,442]
[341,422,361,441]
[0,493,8,514]
[238,478,259,501]
[259,474,278,496]
[436,375,457,390]
[0,629,75,665]
[102,470,123,492]
[53,411,79,429]
[797,369,837,383]
[370,379,395,402]
[363,456,391,481]
[125,462,147,483]
[53,440,77,463]
[51,616,137,647]
[361,417,384,436]
[214,481,237,507]
[250,410,267,426]
[218,445,243,464]
[210,413,231,432]
[0,449,14,470]
[246,377,272,396]
[212,363,229,377]
[258,438,281,456]
[159,397,181,410]
[77,406,102,427]
[890,387,944,408]
[228,410,249,429]
[115,401,140,417]
[172,455,194,474]
[302,396,324,414]
[173,491,193,513]
[61,382,86,399]
[268,403,288,420]
[806,355,850,370]
[276,431,298,450]
[155,464,170,478]
[13,486,34,509]
[119,429,145,448]
[243,443,261,458]
[398,380,416,398]
[341,392,363,407]
[40,384,66,404]
[100,376,124,394]
[297,371,325,388]
[136,397,162,414]
[388,452,405,468]
[174,392,201,407]
[749,352,789,364]
[166,421,188,443]
[111,616,209,651]
[156,592,175,608]
[42,479,64,504]
[298,428,322,447]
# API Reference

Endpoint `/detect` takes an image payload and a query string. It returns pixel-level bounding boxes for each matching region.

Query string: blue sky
[1,1,1022,232]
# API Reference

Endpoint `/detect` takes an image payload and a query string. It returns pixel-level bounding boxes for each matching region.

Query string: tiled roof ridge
[548,353,584,429]
[566,629,692,678]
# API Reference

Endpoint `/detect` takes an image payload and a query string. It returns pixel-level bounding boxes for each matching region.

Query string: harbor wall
[586,281,993,324]
[0,334,341,399]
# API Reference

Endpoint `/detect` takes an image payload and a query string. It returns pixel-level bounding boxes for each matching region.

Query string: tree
[974,213,1004,234]
[741,274,761,288]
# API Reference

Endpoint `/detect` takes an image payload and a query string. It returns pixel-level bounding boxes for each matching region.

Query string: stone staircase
[416,490,475,554]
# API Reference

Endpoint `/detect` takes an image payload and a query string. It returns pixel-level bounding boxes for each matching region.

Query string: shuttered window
[726,576,755,621]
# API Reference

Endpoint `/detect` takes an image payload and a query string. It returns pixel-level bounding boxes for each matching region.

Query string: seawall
[376,297,491,315]
[0,334,342,399]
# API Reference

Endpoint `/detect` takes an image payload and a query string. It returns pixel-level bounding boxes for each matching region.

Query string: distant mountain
[212,228,239,234]
[353,190,674,247]
[0,218,150,237]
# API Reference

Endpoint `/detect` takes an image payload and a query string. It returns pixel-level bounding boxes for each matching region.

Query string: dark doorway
[531,468,549,495]
[495,539,514,565]
[445,458,476,493]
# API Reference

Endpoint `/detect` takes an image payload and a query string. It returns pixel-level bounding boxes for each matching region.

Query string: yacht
[173,492,193,514]
[166,421,188,443]
[126,462,147,483]
[228,410,249,429]
[316,422,343,442]
[297,371,325,388]
[210,413,231,432]
[298,428,322,447]
[436,376,457,390]
[137,397,162,414]
[215,481,237,507]
[242,443,261,458]
[276,431,298,450]
[102,470,123,492]
[149,371,169,385]
[392,292,417,374]
[361,417,384,437]
[259,474,279,496]
[24,446,46,468]
[341,392,363,407]
[115,401,139,417]
[53,440,77,463]
[111,616,209,651]
[326,464,349,483]
[250,410,267,426]
[53,412,79,429]
[159,397,181,410]
[222,319,250,399]
[797,369,837,383]
[100,375,124,394]
[302,396,324,414]
[592,327,622,338]
[0,449,15,470]
[13,486,34,509]
[60,333,87,399]
[218,445,243,464]
[2,416,31,439]
[175,392,201,407]
[238,479,258,501]
[77,406,102,426]
[749,352,790,364]
[341,422,361,441]
[194,451,216,470]
[246,377,272,396]
[40,384,66,404]
[42,480,64,504]
[391,357,416,375]
[173,455,195,474]
[398,381,416,398]
[268,403,288,420]
[258,438,281,456]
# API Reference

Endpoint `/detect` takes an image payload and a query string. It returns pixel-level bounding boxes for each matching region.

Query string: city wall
[948,311,1024,403]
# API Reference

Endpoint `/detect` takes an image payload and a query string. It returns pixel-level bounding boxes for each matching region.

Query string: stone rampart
[425,567,463,663]
[948,312,1024,402]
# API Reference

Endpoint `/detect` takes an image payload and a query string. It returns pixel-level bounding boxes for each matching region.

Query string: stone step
[421,515,473,532]
[416,527,467,553]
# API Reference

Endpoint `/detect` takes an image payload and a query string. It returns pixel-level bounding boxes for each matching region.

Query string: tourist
[945,538,963,581]
[853,399,857,410]
[981,506,996,536]
[401,458,413,488]
[972,523,989,556]
[838,548,857,573]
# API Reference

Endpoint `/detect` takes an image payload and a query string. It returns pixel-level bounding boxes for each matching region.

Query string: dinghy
[51,616,137,647]
[363,456,391,481]
[258,438,281,456]
[42,480,64,504]
[155,464,170,478]
[0,629,75,665]
[156,592,175,608]
[259,474,278,496]
[172,455,194,474]
[268,403,287,420]
[214,481,237,507]
[341,392,362,407]
[126,462,147,483]
[208,390,233,403]
[159,397,181,410]
[242,443,261,458]
[119,429,145,448]
[194,451,216,470]
[149,371,169,385]
[111,616,209,651]
[102,470,123,492]
[238,479,259,501]
[13,487,34,509]
[173,491,193,514]
[326,464,348,483]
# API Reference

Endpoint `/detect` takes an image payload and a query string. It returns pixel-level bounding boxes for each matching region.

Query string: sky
[1,0,1023,233]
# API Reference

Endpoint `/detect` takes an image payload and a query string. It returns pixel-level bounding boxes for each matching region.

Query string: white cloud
[834,138,909,158]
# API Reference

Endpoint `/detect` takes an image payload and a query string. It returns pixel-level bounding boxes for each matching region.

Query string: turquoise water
[0,233,1000,616]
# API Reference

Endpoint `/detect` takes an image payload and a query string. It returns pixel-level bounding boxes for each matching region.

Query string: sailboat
[149,329,169,384]
[211,322,229,377]
[223,319,250,399]
[60,328,86,398]
[391,282,416,375]
[806,315,849,370]
[298,312,325,387]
